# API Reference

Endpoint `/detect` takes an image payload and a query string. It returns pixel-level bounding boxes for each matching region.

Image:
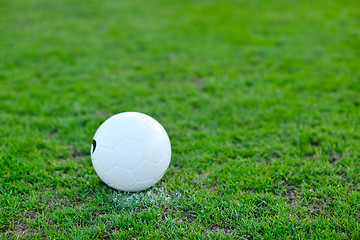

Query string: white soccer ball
[90,112,171,192]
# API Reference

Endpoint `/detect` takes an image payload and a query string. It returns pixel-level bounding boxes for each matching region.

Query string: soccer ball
[90,112,171,192]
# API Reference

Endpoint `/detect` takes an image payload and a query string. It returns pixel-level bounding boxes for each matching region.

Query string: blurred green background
[0,0,359,238]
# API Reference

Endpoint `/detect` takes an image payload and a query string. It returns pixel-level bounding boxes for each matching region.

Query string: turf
[0,0,359,239]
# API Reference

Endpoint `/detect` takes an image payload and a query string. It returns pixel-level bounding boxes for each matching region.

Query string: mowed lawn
[1,0,359,239]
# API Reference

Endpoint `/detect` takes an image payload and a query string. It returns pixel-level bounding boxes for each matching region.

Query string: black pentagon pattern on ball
[92,139,96,153]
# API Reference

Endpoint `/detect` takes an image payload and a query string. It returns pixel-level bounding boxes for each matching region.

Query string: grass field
[1,0,359,239]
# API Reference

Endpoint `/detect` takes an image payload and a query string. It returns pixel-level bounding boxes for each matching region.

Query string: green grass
[1,0,359,238]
